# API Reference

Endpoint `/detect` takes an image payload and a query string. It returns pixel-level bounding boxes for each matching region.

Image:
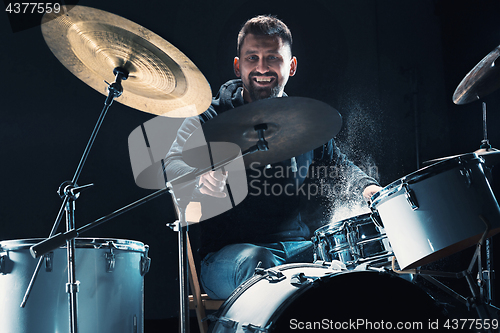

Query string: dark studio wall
[1,0,499,323]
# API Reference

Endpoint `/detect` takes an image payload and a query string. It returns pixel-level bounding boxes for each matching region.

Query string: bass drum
[209,263,447,333]
[0,238,150,333]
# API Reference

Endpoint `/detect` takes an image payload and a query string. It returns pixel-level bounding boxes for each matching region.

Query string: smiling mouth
[253,76,275,84]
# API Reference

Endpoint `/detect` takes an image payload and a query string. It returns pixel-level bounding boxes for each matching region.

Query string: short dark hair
[237,15,293,57]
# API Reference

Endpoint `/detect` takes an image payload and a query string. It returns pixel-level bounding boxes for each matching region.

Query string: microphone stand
[22,67,128,333]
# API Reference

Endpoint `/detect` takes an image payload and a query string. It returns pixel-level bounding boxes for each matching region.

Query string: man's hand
[198,169,229,198]
[363,184,383,202]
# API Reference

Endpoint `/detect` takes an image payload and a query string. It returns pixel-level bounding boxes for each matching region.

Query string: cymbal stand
[480,102,495,305]
[166,191,191,333]
[392,216,499,327]
[30,122,273,256]
[480,102,492,150]
[29,122,272,333]
[21,67,129,333]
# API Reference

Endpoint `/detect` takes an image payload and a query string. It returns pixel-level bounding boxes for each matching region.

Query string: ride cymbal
[453,45,500,105]
[183,97,342,169]
[41,5,211,117]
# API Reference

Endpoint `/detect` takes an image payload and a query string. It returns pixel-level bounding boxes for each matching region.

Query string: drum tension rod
[290,272,319,287]
[403,183,419,210]
[242,323,269,333]
[254,262,285,282]
[140,245,151,276]
[105,242,116,273]
[0,251,6,274]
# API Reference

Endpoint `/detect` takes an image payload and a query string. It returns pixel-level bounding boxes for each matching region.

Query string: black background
[1,0,500,329]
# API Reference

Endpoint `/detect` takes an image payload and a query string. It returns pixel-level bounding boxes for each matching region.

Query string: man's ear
[233,57,241,77]
[289,56,297,77]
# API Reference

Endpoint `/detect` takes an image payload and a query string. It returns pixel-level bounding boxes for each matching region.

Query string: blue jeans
[199,241,313,299]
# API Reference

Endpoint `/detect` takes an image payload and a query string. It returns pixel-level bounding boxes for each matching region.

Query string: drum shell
[0,238,148,333]
[345,215,392,264]
[312,214,392,266]
[211,263,334,333]
[371,154,500,269]
[312,222,352,264]
[210,263,444,333]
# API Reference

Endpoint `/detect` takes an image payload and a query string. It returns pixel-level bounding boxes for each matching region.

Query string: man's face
[234,33,297,103]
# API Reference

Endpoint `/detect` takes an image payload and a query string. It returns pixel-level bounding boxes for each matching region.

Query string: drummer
[163,14,382,300]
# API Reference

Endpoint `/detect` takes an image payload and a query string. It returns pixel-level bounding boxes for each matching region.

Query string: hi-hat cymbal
[183,97,342,169]
[41,5,211,117]
[424,147,500,166]
[453,45,500,105]
[475,147,500,165]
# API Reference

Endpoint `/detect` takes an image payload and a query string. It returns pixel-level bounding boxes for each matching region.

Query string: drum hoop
[217,263,333,318]
[370,153,482,208]
[315,213,372,236]
[314,223,346,236]
[329,213,372,227]
[0,238,147,252]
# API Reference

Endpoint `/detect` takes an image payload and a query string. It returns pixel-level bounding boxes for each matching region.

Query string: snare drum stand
[21,67,128,333]
[393,215,499,328]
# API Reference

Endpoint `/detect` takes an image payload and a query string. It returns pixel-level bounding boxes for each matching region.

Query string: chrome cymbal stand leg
[166,186,190,333]
[63,188,79,333]
[485,238,495,304]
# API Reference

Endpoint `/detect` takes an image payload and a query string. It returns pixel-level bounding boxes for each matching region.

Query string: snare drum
[312,214,392,267]
[0,238,150,333]
[371,153,500,269]
[312,220,351,264]
[210,263,445,333]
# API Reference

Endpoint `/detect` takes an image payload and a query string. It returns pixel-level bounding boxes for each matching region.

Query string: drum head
[271,271,447,332]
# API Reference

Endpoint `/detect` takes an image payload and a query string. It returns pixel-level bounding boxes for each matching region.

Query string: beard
[245,72,282,101]
[248,84,281,101]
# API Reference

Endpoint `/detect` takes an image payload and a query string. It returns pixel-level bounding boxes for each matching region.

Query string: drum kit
[1,4,500,333]
[207,45,500,332]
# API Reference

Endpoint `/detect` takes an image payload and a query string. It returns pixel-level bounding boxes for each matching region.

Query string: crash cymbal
[41,5,211,117]
[453,45,500,105]
[182,97,342,169]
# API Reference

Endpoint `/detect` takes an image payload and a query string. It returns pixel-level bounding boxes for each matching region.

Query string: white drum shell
[371,154,500,269]
[210,263,443,333]
[211,264,335,333]
[0,238,148,333]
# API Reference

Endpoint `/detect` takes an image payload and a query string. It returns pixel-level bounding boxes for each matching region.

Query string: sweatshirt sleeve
[162,116,203,199]
[163,108,218,199]
[315,139,379,198]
